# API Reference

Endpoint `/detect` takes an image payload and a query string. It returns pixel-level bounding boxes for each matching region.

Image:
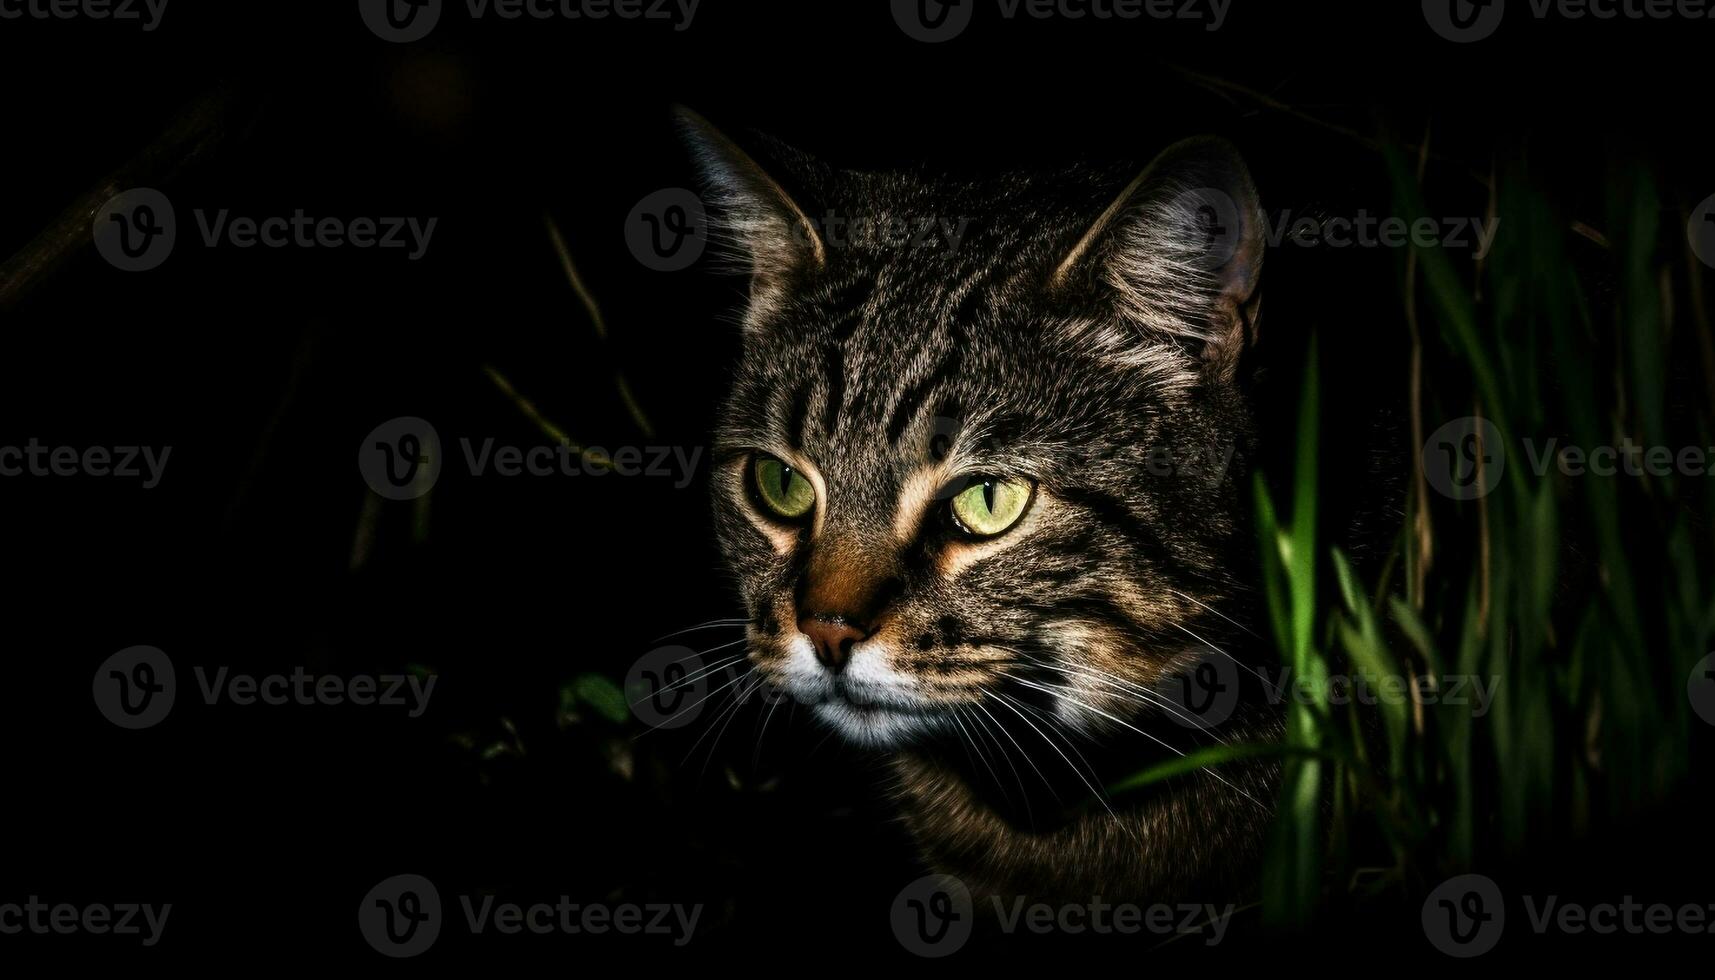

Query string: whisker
[1000,691,1111,799]
[698,688,755,778]
[974,698,1063,806]
[678,636,751,661]
[627,653,746,707]
[1167,590,1261,640]
[652,618,749,643]
[752,684,787,769]
[986,690,1128,834]
[632,663,755,742]
[1009,650,1231,743]
[969,700,1036,823]
[684,668,759,772]
[1009,677,1267,810]
[1169,621,1272,685]
[953,705,1015,813]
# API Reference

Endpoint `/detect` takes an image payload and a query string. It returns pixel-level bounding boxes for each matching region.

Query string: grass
[1160,143,1715,925]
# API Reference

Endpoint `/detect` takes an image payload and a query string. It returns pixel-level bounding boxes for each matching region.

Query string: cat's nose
[799,615,867,674]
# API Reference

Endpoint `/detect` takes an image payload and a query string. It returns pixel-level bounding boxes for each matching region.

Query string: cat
[679,107,1282,905]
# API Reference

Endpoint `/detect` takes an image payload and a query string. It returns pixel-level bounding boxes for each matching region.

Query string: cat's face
[684,113,1265,748]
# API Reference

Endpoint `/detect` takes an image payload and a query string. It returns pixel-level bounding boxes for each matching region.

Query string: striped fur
[682,110,1278,903]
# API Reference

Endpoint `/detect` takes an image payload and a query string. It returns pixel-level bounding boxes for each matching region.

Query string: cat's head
[681,110,1265,749]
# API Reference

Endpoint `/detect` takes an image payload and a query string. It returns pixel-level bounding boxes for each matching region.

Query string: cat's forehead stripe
[884,345,960,450]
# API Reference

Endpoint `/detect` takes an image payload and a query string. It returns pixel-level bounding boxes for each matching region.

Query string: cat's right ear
[674,107,826,310]
[1050,137,1265,383]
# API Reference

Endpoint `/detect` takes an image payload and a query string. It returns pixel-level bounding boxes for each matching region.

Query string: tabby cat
[680,108,1281,904]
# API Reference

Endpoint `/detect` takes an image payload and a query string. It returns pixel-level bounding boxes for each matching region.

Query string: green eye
[752,455,816,520]
[950,478,1032,537]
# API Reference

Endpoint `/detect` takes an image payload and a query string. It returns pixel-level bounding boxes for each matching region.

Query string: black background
[2,0,1710,965]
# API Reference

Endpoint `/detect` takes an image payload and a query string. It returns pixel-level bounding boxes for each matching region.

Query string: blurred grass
[1134,144,1715,923]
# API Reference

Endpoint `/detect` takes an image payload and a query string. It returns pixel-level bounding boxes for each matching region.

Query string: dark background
[2,0,1709,965]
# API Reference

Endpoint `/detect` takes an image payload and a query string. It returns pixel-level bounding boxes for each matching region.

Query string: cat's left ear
[674,107,827,317]
[1052,137,1265,382]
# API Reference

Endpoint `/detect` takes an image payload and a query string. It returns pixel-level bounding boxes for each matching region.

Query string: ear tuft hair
[674,106,826,315]
[1053,137,1265,381]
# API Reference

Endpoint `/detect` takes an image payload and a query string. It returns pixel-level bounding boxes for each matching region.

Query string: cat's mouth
[810,697,943,748]
[817,678,938,715]
[747,633,981,746]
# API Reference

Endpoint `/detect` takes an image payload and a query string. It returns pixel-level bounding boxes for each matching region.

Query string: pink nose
[799,616,867,673]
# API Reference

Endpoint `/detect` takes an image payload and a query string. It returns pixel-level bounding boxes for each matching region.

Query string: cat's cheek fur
[750,632,829,702]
